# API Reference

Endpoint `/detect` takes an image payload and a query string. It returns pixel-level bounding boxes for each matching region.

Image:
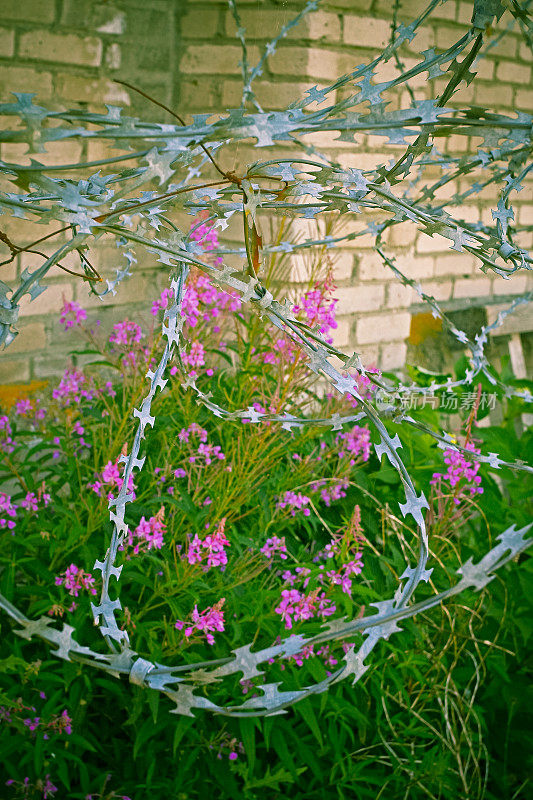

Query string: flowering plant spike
[0,0,532,717]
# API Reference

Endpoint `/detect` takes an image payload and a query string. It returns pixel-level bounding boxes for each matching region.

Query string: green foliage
[0,283,531,797]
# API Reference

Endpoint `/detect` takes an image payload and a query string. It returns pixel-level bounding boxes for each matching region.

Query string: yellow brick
[77,272,150,309]
[6,322,46,353]
[0,259,17,282]
[472,57,494,81]
[19,31,102,67]
[380,0,456,20]
[435,25,467,51]
[519,42,531,62]
[337,152,390,170]
[380,341,407,370]
[475,82,513,108]
[357,252,390,281]
[416,233,450,255]
[386,224,418,248]
[32,354,76,380]
[434,253,475,277]
[2,0,55,23]
[456,2,474,25]
[225,8,340,42]
[54,74,130,106]
[459,206,480,224]
[484,32,518,59]
[453,278,491,298]
[355,311,411,344]
[492,274,528,295]
[269,46,357,81]
[343,15,390,49]
[332,316,351,348]
[335,283,385,314]
[333,250,355,281]
[386,283,417,308]
[181,44,260,75]
[323,0,375,9]
[19,282,74,318]
[0,27,14,57]
[357,344,380,365]
[3,139,84,168]
[0,357,30,384]
[0,65,53,100]
[395,253,434,279]
[222,80,323,110]
[496,61,530,84]
[181,8,220,39]
[422,280,453,301]
[181,78,219,111]
[515,88,533,111]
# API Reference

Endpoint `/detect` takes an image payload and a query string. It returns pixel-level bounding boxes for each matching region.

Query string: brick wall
[0,0,531,384]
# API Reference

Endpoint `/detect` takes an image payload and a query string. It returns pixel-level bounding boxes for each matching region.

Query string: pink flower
[431,443,483,505]
[21,492,39,513]
[276,490,312,517]
[89,457,135,499]
[109,319,143,347]
[335,425,371,463]
[59,299,87,330]
[126,509,166,554]
[15,398,33,416]
[182,341,205,368]
[0,415,14,453]
[175,598,226,645]
[0,493,17,530]
[184,519,230,570]
[55,564,97,597]
[260,535,288,560]
[53,368,95,407]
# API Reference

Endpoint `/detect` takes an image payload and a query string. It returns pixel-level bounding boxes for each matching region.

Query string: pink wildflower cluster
[185,518,230,570]
[0,415,14,453]
[209,733,245,762]
[175,597,226,645]
[20,486,51,514]
[88,457,135,501]
[262,336,298,366]
[182,340,206,370]
[280,642,338,672]
[109,319,143,347]
[108,319,146,369]
[431,442,483,505]
[336,425,371,463]
[260,535,288,560]
[340,366,381,407]
[0,493,17,531]
[293,282,338,341]
[9,703,73,739]
[59,299,87,330]
[320,557,364,595]
[189,219,224,264]
[14,397,46,424]
[52,368,95,407]
[242,400,278,423]
[310,477,349,507]
[151,270,241,329]
[276,490,312,517]
[178,423,225,466]
[126,510,166,554]
[275,588,336,630]
[6,775,58,799]
[55,564,97,597]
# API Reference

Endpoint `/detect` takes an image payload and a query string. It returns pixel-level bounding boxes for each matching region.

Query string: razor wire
[0,0,532,717]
